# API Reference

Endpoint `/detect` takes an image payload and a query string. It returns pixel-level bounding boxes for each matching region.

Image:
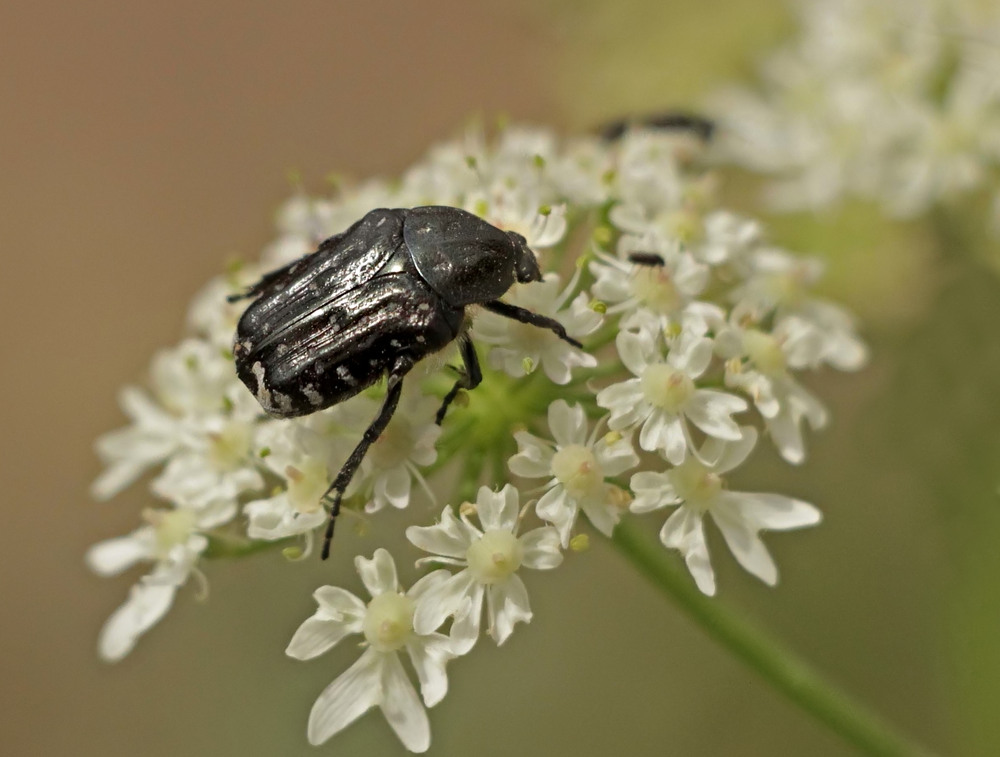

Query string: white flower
[91,387,186,501]
[86,501,232,661]
[715,314,830,464]
[472,272,601,385]
[630,428,821,595]
[589,233,709,332]
[709,0,1000,227]
[242,413,352,542]
[358,393,441,515]
[286,549,455,752]
[150,394,265,510]
[406,485,563,654]
[730,247,869,372]
[597,328,747,464]
[509,400,638,546]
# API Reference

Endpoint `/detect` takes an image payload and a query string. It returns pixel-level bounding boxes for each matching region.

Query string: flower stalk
[613,518,937,757]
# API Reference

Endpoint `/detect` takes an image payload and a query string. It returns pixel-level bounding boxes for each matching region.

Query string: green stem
[203,532,295,559]
[612,519,937,757]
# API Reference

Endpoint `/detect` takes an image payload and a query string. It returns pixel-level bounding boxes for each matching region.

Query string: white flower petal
[580,495,622,537]
[407,507,475,559]
[356,549,399,597]
[98,582,178,662]
[405,634,455,706]
[307,648,383,746]
[660,507,716,596]
[286,616,358,660]
[549,400,587,447]
[477,484,519,532]
[486,575,532,645]
[508,432,555,479]
[534,486,576,547]
[629,470,678,513]
[685,390,747,440]
[448,584,484,655]
[380,652,431,753]
[720,491,822,531]
[413,570,477,636]
[518,526,564,570]
[86,528,155,576]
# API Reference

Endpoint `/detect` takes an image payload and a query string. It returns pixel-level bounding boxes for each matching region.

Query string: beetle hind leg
[435,337,482,425]
[319,356,414,560]
[484,300,583,349]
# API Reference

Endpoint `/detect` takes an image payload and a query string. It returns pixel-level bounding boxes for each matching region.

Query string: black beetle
[229,206,582,558]
[598,110,716,142]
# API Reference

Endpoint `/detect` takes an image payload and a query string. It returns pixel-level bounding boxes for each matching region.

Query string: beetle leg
[483,300,583,349]
[435,336,482,425]
[319,355,415,559]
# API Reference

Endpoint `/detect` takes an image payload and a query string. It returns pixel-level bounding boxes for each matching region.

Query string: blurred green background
[3,1,997,755]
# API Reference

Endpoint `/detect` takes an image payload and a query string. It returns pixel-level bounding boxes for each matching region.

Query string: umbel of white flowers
[88,121,866,751]
[709,0,1000,229]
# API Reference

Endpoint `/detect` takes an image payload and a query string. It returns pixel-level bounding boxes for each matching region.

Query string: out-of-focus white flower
[406,485,563,654]
[630,428,821,596]
[709,0,1000,227]
[286,549,455,752]
[86,500,233,661]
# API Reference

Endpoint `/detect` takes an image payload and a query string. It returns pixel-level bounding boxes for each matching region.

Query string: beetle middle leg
[319,355,415,560]
[483,300,584,349]
[435,336,482,425]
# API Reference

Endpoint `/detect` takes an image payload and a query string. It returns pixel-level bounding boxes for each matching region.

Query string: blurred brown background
[2,1,984,755]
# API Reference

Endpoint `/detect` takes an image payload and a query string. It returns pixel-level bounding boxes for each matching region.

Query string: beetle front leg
[484,300,583,348]
[435,336,482,425]
[319,356,414,560]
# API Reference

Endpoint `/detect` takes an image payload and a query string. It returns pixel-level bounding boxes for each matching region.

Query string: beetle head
[508,232,543,284]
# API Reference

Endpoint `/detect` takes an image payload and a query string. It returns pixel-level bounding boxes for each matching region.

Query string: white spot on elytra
[416,335,426,344]
[336,365,357,386]
[251,361,272,407]
[417,303,430,312]
[302,384,324,407]
[276,343,289,356]
[273,392,293,413]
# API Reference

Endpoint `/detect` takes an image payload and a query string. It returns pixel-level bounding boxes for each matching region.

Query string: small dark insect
[229,206,581,559]
[627,252,666,267]
[598,110,716,142]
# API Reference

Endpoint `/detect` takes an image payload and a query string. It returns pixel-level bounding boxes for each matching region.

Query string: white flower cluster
[89,122,866,750]
[709,0,1000,225]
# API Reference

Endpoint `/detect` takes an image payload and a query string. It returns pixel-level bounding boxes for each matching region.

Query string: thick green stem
[612,518,937,757]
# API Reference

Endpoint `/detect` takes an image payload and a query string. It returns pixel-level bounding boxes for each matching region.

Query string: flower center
[363,592,415,652]
[466,530,524,584]
[743,329,787,376]
[551,444,603,500]
[670,459,722,509]
[144,508,197,558]
[208,421,252,471]
[640,363,694,412]
[631,266,681,314]
[286,458,329,514]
